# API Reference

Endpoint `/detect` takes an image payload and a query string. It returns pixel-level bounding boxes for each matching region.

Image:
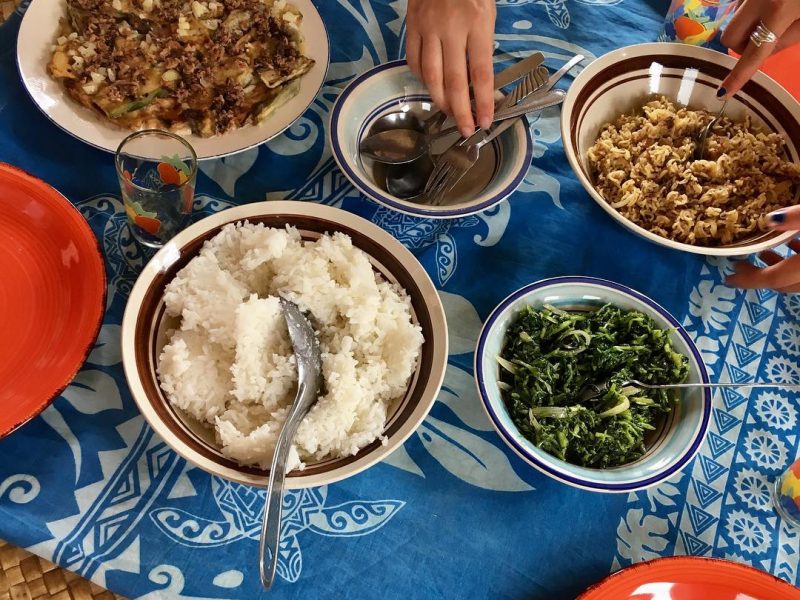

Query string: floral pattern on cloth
[1,0,800,599]
[613,258,800,583]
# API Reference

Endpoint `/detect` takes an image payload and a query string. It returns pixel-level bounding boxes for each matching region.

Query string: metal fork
[423,117,520,206]
[495,55,582,115]
[576,376,800,404]
[530,53,584,97]
[431,67,566,142]
[496,65,550,111]
[694,98,729,160]
[423,90,566,205]
[423,55,580,205]
[420,69,548,205]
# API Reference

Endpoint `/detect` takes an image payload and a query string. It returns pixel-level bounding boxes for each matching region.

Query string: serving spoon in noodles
[259,297,323,590]
[695,98,729,160]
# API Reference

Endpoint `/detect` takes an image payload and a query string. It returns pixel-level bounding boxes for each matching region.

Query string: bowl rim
[473,275,712,493]
[121,200,449,489]
[329,59,533,219]
[560,42,800,257]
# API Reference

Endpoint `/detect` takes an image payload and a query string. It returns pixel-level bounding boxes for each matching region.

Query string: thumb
[767,205,800,230]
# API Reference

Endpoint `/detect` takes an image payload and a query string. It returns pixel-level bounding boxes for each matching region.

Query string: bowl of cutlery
[330,55,579,218]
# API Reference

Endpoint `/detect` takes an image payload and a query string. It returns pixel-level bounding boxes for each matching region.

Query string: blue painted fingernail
[769,211,786,225]
[716,87,727,98]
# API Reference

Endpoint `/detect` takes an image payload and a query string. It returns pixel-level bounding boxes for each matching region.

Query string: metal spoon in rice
[259,297,323,590]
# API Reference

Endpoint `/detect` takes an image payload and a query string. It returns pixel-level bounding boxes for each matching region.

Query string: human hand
[727,207,800,292]
[720,0,800,97]
[406,0,496,138]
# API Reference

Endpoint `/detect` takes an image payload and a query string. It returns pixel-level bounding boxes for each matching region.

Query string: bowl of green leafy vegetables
[474,276,711,492]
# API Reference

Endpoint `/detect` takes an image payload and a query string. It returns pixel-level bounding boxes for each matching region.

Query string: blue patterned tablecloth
[2,1,800,598]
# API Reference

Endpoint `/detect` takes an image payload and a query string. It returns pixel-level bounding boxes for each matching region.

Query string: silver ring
[750,21,778,47]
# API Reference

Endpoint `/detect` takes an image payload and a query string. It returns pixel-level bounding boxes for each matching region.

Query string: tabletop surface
[1,1,800,599]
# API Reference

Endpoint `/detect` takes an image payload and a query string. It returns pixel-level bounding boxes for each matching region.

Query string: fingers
[721,3,800,63]
[728,237,800,292]
[777,283,800,293]
[777,21,800,52]
[766,205,800,231]
[722,33,779,96]
[727,252,800,289]
[467,28,495,130]
[759,250,783,265]
[442,37,475,138]
[405,0,421,77]
[721,0,758,54]
[405,0,495,136]
[421,37,447,115]
[721,1,794,95]
[727,261,762,289]
[406,32,422,78]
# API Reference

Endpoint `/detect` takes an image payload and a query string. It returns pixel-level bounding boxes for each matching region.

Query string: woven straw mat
[0,539,126,600]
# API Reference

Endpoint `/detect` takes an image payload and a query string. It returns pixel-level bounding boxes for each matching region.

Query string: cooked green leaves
[499,304,689,468]
[108,87,167,118]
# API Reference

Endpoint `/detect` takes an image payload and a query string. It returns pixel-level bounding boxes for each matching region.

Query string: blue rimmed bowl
[330,60,533,219]
[474,276,711,493]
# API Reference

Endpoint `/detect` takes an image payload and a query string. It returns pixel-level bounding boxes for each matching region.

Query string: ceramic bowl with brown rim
[561,42,800,256]
[121,201,448,488]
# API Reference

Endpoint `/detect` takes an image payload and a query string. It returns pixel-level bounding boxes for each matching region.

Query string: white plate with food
[17,0,329,159]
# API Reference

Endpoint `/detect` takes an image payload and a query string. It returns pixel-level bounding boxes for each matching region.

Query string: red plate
[579,557,800,600]
[729,46,800,101]
[0,163,105,437]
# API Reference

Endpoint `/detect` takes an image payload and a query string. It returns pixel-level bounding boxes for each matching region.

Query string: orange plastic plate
[579,557,800,599]
[729,46,800,101]
[0,163,105,437]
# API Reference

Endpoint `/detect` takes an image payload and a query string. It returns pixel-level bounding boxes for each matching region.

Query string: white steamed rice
[157,221,423,470]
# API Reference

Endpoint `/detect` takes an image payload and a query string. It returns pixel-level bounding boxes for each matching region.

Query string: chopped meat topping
[49,0,314,136]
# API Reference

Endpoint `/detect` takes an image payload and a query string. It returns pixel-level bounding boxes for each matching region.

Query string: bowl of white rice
[121,201,448,488]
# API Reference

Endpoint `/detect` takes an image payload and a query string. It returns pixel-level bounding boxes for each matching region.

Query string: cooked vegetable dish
[48,0,314,136]
[498,304,689,468]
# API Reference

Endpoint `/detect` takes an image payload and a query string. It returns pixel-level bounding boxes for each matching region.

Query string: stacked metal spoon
[359,53,584,204]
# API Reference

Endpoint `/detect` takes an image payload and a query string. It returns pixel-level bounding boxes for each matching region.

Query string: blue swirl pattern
[1,0,800,598]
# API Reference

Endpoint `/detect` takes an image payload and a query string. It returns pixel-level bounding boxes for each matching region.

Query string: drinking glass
[773,457,800,527]
[658,0,737,46]
[115,130,197,248]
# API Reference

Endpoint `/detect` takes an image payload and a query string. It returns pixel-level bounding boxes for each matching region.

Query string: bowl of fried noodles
[561,43,800,256]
